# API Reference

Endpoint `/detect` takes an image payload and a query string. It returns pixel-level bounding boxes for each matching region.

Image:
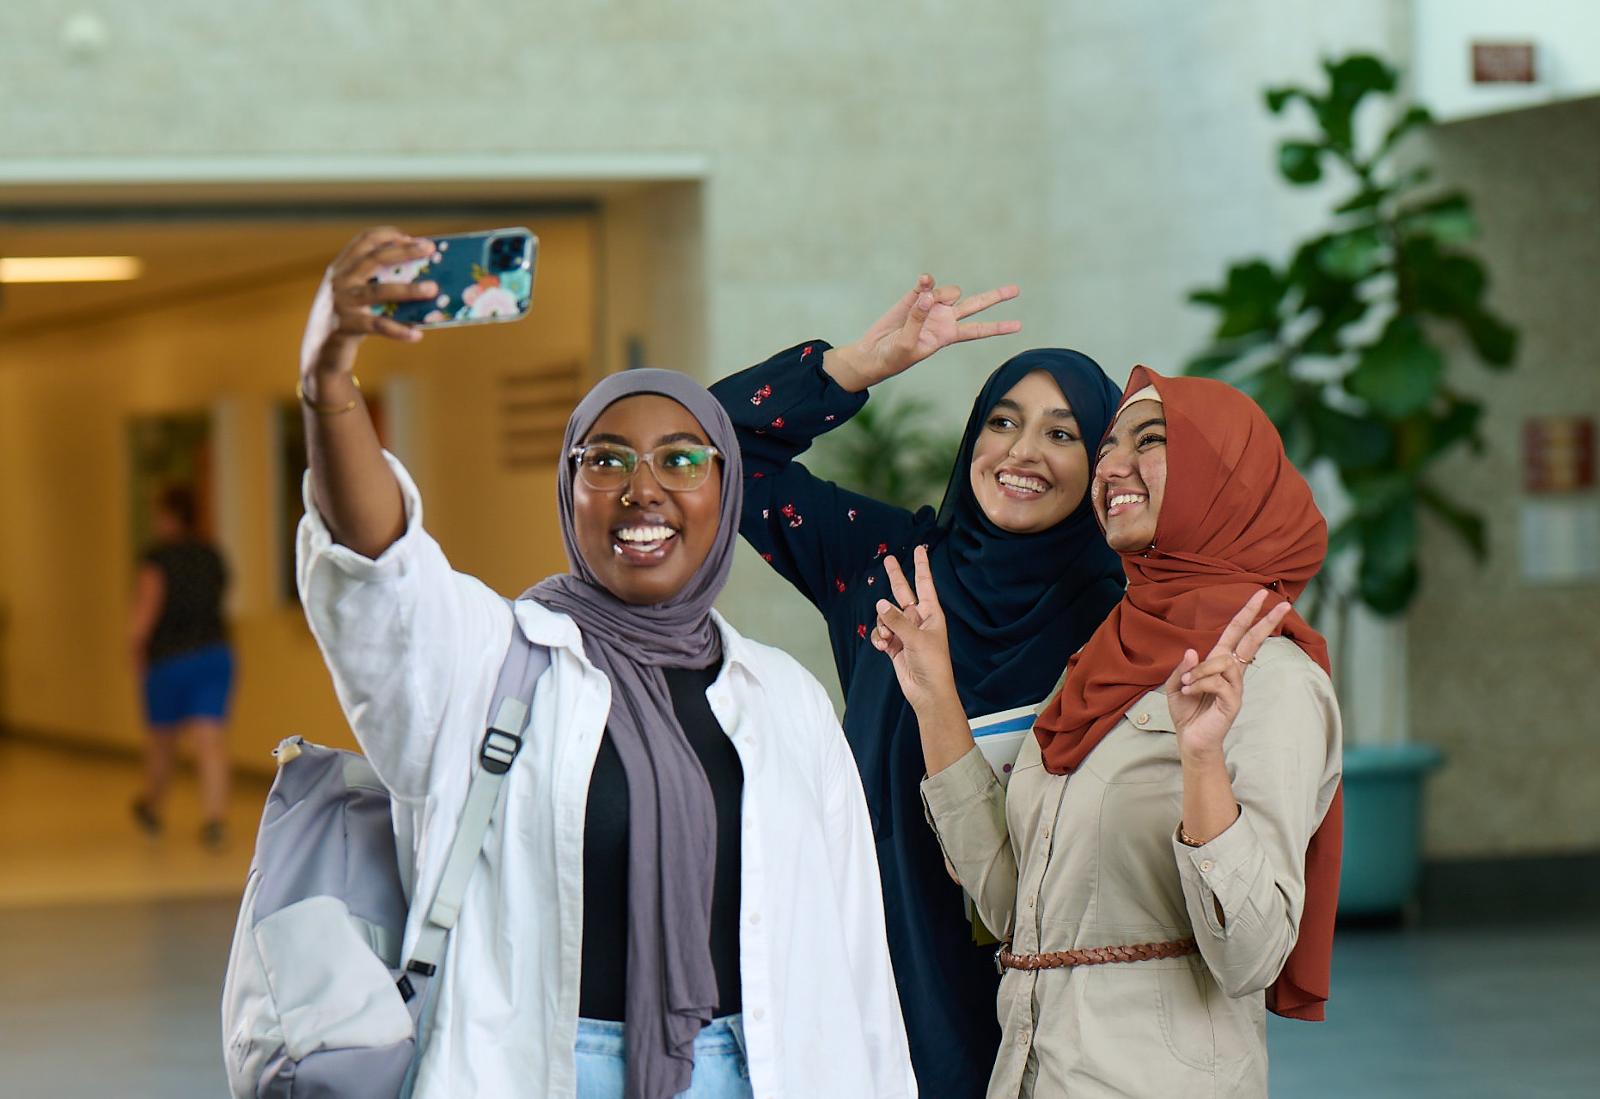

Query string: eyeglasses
[568,442,722,493]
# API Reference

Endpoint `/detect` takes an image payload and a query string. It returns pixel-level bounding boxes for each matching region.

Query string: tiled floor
[2,738,1596,1098]
[0,738,268,908]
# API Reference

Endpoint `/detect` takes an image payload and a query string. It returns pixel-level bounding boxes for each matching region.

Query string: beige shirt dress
[921,637,1342,1098]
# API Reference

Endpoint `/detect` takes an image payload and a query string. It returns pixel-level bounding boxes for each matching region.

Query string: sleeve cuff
[297,449,427,582]
[920,746,1001,821]
[1173,808,1263,932]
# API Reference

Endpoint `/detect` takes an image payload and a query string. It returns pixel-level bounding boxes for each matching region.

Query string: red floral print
[750,384,773,406]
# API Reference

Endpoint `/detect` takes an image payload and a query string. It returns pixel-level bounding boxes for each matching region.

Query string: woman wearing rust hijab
[870,365,1342,1097]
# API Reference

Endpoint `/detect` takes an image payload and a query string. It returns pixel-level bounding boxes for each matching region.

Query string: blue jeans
[575,1016,754,1099]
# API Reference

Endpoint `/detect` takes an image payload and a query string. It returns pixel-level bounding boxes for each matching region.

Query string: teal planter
[1337,743,1444,916]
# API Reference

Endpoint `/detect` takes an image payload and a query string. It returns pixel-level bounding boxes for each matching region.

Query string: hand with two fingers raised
[824,274,1022,394]
[871,546,977,776]
[1163,589,1295,764]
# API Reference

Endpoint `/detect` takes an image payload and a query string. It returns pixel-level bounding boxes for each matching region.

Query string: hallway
[2,738,1596,1097]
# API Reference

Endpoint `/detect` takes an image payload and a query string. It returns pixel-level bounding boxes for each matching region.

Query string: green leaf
[1234,362,1300,424]
[1399,191,1478,244]
[1417,482,1488,561]
[1358,556,1419,615]
[1286,237,1370,353]
[1325,54,1399,99]
[1460,307,1518,368]
[1376,104,1432,162]
[1316,224,1387,279]
[1402,235,1488,318]
[1315,54,1399,151]
[1185,347,1247,378]
[1309,403,1394,472]
[1334,185,1392,215]
[1190,260,1286,340]
[1279,141,1326,185]
[1264,86,1308,114]
[1352,483,1419,615]
[1346,319,1445,417]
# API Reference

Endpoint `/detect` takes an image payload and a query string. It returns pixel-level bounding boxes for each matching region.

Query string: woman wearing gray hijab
[294,228,915,1099]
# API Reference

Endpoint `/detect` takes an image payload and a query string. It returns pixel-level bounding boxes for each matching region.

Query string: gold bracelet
[297,373,361,416]
[1178,823,1206,848]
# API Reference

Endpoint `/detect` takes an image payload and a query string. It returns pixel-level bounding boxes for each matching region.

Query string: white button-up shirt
[297,456,915,1099]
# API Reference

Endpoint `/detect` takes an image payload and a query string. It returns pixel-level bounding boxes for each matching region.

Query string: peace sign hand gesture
[871,546,959,716]
[1164,590,1294,762]
[826,275,1021,394]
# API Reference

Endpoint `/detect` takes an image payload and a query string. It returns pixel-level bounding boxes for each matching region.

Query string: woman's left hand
[1163,590,1294,761]
[825,275,1021,393]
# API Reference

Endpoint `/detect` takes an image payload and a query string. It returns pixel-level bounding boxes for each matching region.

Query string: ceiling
[0,214,572,339]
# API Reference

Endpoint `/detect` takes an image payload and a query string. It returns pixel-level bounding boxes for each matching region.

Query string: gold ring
[1230,650,1253,666]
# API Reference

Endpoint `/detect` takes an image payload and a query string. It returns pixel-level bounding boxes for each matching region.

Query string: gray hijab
[526,368,741,1099]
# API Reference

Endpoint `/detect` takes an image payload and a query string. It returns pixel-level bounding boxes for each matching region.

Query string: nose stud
[620,492,633,507]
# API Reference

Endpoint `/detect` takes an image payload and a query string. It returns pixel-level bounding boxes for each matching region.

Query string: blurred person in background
[128,485,234,848]
[709,282,1126,1096]
[873,367,1343,1097]
[293,227,916,1099]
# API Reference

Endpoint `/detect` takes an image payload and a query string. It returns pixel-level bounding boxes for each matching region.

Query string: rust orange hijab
[1034,365,1342,1022]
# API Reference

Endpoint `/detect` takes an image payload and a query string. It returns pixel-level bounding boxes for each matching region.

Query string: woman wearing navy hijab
[709,279,1125,1097]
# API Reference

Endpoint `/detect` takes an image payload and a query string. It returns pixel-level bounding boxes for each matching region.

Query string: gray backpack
[222,617,548,1099]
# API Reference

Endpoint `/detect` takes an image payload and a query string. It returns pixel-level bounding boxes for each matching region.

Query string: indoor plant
[1184,54,1518,915]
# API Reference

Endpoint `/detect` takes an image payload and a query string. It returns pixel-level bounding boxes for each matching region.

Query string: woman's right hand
[871,546,961,716]
[299,227,441,379]
[824,275,1021,393]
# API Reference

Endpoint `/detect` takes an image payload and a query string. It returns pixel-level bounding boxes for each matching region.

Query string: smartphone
[370,227,537,329]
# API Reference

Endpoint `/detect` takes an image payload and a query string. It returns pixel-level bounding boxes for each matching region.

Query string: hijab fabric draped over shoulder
[528,368,743,1099]
[1034,364,1342,1023]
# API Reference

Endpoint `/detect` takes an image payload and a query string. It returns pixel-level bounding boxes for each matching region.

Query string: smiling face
[571,394,723,606]
[1092,398,1168,552]
[967,369,1092,534]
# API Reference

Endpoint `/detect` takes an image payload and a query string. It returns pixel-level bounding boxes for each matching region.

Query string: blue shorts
[143,644,234,729]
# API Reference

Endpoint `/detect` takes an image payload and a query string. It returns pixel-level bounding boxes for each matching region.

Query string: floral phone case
[369,227,537,328]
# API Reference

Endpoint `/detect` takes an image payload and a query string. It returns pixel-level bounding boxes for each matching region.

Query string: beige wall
[1409,99,1600,857]
[0,0,1408,693]
[7,2,1594,857]
[0,216,597,771]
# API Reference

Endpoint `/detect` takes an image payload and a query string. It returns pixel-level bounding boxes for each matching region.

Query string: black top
[142,541,229,663]
[580,662,744,1021]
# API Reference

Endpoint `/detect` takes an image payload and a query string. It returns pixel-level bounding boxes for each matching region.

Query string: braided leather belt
[996,937,1199,974]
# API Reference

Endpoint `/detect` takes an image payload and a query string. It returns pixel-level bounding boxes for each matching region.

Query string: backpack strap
[400,603,550,992]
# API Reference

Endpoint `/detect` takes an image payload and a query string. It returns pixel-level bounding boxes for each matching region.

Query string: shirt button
[1200,859,1214,873]
[752,1007,766,1021]
[1041,827,1051,841]
[749,911,761,925]
[1015,1030,1030,1047]
[1135,712,1151,727]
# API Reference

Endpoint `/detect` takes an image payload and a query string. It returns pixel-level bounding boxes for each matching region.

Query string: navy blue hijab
[933,348,1126,712]
[852,348,1125,827]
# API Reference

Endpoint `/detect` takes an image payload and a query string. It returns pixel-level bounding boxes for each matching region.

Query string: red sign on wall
[1472,42,1537,84]
[1523,416,1595,493]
